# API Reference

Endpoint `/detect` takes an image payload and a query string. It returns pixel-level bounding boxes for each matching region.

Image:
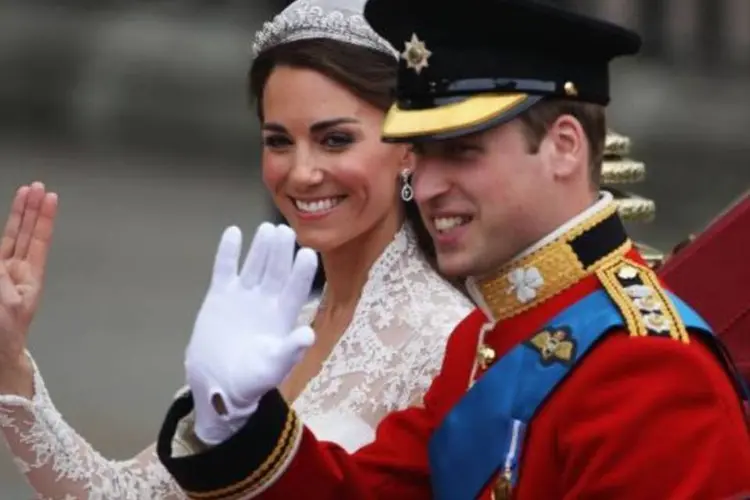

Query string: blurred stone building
[0,1,747,496]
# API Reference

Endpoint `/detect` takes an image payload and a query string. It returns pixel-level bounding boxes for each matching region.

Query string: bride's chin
[287,215,361,254]
[293,229,341,254]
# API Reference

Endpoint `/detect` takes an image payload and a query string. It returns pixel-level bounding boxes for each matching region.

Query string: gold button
[563,81,578,96]
[477,344,496,370]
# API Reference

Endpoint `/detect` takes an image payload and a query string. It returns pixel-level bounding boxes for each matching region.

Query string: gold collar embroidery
[469,202,631,322]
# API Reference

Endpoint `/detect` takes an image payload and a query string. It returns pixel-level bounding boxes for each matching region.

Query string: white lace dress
[0,224,473,499]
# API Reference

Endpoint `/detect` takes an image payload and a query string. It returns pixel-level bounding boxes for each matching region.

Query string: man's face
[412,119,551,277]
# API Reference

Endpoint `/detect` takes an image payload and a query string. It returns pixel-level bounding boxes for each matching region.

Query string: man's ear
[543,114,588,180]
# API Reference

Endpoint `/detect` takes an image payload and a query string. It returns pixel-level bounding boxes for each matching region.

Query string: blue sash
[428,290,748,500]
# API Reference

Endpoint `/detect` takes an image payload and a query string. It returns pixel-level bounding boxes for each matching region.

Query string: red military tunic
[157,203,750,499]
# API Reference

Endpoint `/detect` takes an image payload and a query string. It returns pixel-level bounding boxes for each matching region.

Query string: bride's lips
[290,196,347,220]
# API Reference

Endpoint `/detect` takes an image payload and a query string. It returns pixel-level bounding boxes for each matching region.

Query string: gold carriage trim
[601,158,646,185]
[614,196,656,222]
[186,410,303,500]
[605,129,631,157]
[596,259,689,343]
[474,202,631,322]
[602,128,665,267]
[634,242,665,269]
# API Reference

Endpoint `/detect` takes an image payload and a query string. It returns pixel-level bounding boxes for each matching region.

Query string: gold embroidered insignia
[401,33,432,74]
[597,259,690,343]
[527,328,577,365]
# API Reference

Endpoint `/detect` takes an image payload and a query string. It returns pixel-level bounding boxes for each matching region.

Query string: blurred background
[0,0,748,496]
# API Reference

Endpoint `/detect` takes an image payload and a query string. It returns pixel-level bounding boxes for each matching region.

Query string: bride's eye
[263,134,293,149]
[322,132,354,150]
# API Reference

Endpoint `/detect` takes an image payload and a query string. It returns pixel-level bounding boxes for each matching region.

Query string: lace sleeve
[0,354,184,500]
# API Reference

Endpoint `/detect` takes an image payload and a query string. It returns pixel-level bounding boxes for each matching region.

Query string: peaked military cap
[364,0,642,142]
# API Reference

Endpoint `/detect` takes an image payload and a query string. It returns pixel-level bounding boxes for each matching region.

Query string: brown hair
[248,38,438,271]
[517,99,607,187]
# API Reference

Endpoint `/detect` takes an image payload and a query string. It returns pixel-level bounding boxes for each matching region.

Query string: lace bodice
[0,224,473,499]
[292,224,473,450]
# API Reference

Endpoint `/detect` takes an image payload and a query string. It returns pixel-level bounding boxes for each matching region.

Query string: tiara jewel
[252,0,397,58]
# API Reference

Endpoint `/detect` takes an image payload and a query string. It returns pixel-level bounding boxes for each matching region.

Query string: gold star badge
[527,328,577,366]
[401,33,432,74]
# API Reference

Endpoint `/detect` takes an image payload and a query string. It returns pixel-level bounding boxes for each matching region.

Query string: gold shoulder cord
[597,259,689,343]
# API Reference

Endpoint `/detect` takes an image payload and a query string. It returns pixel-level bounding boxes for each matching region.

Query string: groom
[156,1,750,498]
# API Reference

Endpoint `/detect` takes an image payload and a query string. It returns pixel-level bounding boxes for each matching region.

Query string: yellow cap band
[382,93,529,139]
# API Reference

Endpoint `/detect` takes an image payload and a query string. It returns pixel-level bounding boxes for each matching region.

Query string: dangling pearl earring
[400,169,414,202]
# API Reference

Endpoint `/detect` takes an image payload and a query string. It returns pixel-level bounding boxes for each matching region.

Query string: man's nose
[412,161,451,204]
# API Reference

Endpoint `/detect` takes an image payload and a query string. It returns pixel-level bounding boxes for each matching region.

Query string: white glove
[185,222,318,445]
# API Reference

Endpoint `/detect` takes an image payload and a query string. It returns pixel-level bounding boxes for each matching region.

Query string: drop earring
[400,169,414,202]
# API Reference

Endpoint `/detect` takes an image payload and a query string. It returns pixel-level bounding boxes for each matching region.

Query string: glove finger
[285,326,316,362]
[210,226,242,290]
[280,247,318,329]
[260,224,296,294]
[239,222,276,289]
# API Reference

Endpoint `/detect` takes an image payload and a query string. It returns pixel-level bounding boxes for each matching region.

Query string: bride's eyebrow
[261,117,360,134]
[309,117,359,132]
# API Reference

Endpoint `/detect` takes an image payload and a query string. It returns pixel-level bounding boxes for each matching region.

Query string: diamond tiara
[252,0,398,59]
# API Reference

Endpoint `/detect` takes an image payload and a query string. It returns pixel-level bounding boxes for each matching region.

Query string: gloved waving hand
[186,223,318,445]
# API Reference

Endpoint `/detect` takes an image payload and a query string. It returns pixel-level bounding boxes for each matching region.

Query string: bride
[0,0,473,498]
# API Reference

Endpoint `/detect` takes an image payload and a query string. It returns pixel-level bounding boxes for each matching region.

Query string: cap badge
[401,33,432,74]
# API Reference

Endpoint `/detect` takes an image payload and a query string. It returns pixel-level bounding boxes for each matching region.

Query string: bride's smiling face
[260,65,410,252]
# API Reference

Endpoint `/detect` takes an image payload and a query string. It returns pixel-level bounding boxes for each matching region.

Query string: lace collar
[299,222,418,322]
